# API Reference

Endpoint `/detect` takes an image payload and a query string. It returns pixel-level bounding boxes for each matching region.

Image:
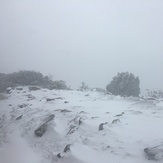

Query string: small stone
[79,118,82,125]
[64,144,71,153]
[144,144,163,161]
[112,119,120,124]
[16,115,23,120]
[46,98,55,102]
[99,123,104,131]
[29,86,40,91]
[57,153,61,158]
[60,109,71,113]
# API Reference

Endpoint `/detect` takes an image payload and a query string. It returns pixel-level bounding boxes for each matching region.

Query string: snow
[0,87,163,163]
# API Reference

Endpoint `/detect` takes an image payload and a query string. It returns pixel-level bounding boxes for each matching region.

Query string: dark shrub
[106,72,140,97]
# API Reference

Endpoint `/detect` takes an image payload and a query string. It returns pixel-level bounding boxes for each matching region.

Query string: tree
[51,80,68,90]
[106,72,140,97]
[79,82,89,91]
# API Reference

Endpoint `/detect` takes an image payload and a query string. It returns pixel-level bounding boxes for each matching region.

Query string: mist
[0,0,163,91]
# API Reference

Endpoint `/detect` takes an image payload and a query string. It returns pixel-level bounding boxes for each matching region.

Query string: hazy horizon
[0,0,163,91]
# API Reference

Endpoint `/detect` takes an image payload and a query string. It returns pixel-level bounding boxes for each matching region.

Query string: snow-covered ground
[0,87,163,163]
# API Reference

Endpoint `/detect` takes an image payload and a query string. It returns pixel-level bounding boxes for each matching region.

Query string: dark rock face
[16,115,23,120]
[29,86,40,91]
[57,153,62,158]
[112,119,120,124]
[115,112,125,117]
[55,97,63,100]
[18,104,28,108]
[144,144,163,161]
[60,109,71,113]
[43,114,55,124]
[35,124,48,137]
[35,114,55,137]
[99,123,104,131]
[67,125,77,135]
[79,118,82,125]
[46,98,55,102]
[64,101,69,104]
[16,87,23,90]
[64,144,71,153]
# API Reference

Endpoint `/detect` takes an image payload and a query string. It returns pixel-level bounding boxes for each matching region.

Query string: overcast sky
[0,0,163,91]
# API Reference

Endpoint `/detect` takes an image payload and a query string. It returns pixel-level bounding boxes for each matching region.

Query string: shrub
[145,89,163,99]
[106,72,140,97]
[0,70,54,92]
[50,80,68,90]
[79,82,89,91]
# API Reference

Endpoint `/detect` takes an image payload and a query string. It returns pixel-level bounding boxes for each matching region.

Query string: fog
[0,0,163,91]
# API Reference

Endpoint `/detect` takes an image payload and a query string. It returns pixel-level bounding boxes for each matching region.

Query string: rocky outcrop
[35,114,55,137]
[144,144,163,161]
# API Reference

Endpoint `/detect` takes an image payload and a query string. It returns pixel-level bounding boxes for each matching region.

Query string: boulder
[35,123,47,137]
[60,109,71,113]
[67,125,77,135]
[115,112,125,117]
[35,114,55,137]
[112,119,120,124]
[144,144,163,161]
[46,98,55,102]
[29,86,40,91]
[64,144,71,153]
[16,115,23,120]
[99,123,104,131]
[16,87,23,90]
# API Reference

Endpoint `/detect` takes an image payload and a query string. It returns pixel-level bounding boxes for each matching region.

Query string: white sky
[0,0,163,91]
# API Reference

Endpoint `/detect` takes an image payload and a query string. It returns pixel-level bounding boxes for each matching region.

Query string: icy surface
[0,87,163,163]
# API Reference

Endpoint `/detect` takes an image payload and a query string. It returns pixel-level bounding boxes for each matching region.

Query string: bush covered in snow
[79,82,89,91]
[106,72,140,97]
[145,89,163,99]
[50,80,69,90]
[0,70,68,92]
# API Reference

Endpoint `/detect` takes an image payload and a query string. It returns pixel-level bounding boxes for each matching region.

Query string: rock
[144,144,163,161]
[64,144,71,153]
[91,116,99,119]
[18,104,28,108]
[29,86,40,91]
[57,153,62,158]
[9,104,12,106]
[99,123,104,131]
[43,114,55,123]
[79,118,82,125]
[35,114,55,137]
[67,125,77,135]
[64,101,69,104]
[35,124,48,137]
[16,115,23,120]
[79,111,87,114]
[85,94,89,97]
[60,109,71,113]
[55,97,63,100]
[115,112,125,117]
[46,98,55,102]
[26,94,35,101]
[16,87,23,90]
[112,119,120,124]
